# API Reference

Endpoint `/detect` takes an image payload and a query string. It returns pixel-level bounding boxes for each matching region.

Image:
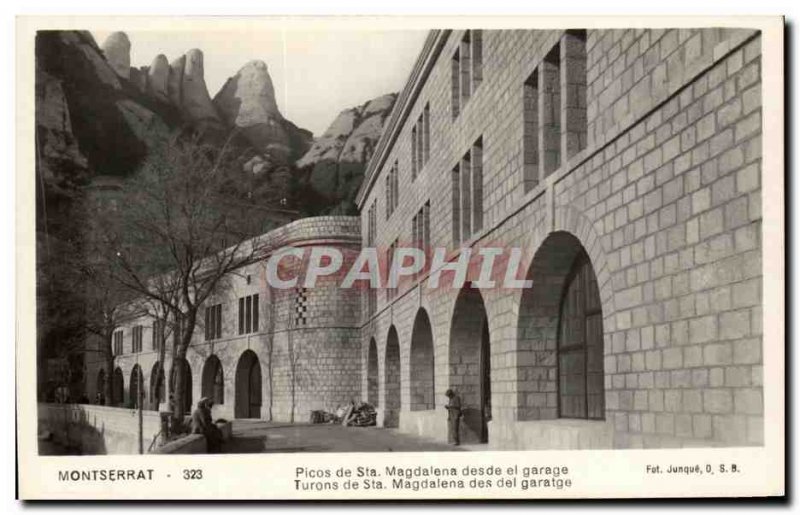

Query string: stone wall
[359,28,763,449]
[38,403,161,455]
[151,434,207,454]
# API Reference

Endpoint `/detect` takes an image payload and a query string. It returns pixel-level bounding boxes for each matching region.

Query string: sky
[92,29,428,136]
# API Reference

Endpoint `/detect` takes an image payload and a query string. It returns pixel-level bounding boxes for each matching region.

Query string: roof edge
[355,29,451,209]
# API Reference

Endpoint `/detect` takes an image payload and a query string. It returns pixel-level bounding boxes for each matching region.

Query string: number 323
[183,469,203,480]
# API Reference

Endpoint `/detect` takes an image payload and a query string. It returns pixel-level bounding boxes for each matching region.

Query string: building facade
[85,216,363,422]
[357,28,763,449]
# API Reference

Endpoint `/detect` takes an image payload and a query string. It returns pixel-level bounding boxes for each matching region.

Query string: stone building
[85,217,363,422]
[358,28,763,449]
[86,27,764,450]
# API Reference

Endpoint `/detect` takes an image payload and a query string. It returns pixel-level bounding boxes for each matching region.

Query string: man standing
[444,389,462,446]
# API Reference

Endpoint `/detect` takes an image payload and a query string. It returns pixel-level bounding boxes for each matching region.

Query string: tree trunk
[103,332,114,407]
[172,310,196,421]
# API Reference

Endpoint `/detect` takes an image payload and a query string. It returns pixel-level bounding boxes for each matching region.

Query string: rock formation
[297,92,398,213]
[180,49,221,124]
[100,32,131,79]
[213,60,290,157]
[35,65,89,190]
[148,54,170,100]
[167,54,185,107]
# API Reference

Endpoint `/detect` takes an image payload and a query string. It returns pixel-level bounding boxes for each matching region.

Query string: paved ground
[222,420,464,453]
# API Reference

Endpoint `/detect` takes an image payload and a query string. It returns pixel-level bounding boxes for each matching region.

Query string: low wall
[488,419,614,450]
[38,403,161,455]
[397,410,615,450]
[398,409,448,443]
[152,434,206,454]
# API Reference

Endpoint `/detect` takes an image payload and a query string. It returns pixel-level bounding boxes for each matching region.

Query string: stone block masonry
[357,28,763,449]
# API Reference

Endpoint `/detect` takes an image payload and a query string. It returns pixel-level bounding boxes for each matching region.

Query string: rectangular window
[205,304,222,341]
[386,238,398,300]
[252,294,259,333]
[523,69,539,192]
[113,330,123,356]
[460,151,472,242]
[152,319,163,351]
[238,294,259,334]
[423,104,431,164]
[238,297,244,335]
[412,200,431,251]
[451,30,484,119]
[132,325,142,353]
[451,164,461,244]
[471,29,483,90]
[366,201,378,317]
[452,137,484,245]
[411,125,418,179]
[245,295,252,333]
[562,29,587,159]
[541,45,561,177]
[385,162,399,219]
[451,49,461,119]
[460,31,472,107]
[412,104,431,180]
[471,138,483,233]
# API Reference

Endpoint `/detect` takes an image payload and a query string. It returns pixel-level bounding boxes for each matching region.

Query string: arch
[202,354,225,406]
[129,364,145,409]
[95,369,106,404]
[235,350,262,419]
[449,287,492,444]
[111,367,124,406]
[149,362,165,410]
[169,359,193,414]
[367,338,379,406]
[409,308,435,411]
[515,231,605,421]
[383,326,401,427]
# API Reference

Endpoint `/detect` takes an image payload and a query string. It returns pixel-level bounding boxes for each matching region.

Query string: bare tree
[106,133,267,419]
[264,282,276,422]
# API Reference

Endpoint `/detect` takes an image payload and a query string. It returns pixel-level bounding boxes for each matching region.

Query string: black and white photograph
[16,13,785,500]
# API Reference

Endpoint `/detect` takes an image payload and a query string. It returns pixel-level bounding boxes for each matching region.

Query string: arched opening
[410,309,435,411]
[149,362,165,410]
[111,367,124,406]
[95,369,106,404]
[449,287,491,444]
[169,359,193,414]
[384,326,401,427]
[202,355,225,406]
[129,365,144,409]
[235,350,262,419]
[367,338,379,406]
[516,231,604,420]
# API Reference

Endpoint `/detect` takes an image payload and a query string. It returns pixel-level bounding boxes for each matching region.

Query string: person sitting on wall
[444,389,462,446]
[191,397,222,453]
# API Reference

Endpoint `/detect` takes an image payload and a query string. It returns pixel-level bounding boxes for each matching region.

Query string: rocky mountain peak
[214,59,282,126]
[101,32,131,79]
[296,92,398,213]
[213,59,295,158]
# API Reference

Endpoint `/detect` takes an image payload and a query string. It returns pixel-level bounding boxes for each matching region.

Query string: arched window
[557,251,604,419]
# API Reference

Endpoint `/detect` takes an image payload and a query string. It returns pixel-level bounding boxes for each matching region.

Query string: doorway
[235,350,262,419]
